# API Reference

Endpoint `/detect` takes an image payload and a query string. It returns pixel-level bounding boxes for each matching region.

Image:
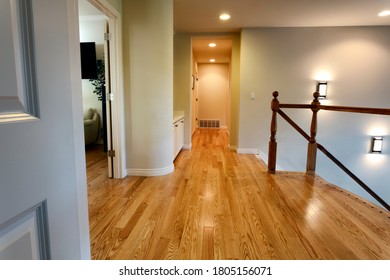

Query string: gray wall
[239,26,390,206]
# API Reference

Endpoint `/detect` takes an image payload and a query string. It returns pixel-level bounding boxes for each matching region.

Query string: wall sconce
[316,82,327,99]
[370,136,383,153]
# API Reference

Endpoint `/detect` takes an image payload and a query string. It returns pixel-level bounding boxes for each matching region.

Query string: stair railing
[268,91,390,211]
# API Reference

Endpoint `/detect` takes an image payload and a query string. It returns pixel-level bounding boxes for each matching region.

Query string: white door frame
[67,0,91,260]
[86,0,126,179]
[66,0,125,259]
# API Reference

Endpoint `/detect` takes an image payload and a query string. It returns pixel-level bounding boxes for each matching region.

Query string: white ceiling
[174,0,390,32]
[79,0,390,63]
[192,38,232,63]
[176,0,390,63]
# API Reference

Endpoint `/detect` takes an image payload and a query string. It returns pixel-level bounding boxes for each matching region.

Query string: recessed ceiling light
[209,43,217,48]
[219,13,231,21]
[378,10,390,17]
[209,59,216,63]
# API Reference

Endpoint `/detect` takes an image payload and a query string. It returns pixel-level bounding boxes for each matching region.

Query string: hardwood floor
[86,129,390,260]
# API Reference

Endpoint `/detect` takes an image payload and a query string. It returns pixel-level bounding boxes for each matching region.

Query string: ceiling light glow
[219,13,231,21]
[209,43,217,48]
[209,59,216,63]
[378,10,390,17]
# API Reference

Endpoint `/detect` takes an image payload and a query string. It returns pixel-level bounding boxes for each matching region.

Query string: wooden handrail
[317,143,390,211]
[268,91,390,211]
[318,105,390,115]
[279,104,312,109]
[279,99,390,115]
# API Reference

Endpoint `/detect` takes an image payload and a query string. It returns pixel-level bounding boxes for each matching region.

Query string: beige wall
[239,26,390,206]
[122,0,174,175]
[198,63,229,127]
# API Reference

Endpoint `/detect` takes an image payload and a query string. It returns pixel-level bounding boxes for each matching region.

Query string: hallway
[86,129,390,260]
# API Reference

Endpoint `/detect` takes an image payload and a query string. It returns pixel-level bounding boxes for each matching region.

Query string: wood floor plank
[86,130,390,260]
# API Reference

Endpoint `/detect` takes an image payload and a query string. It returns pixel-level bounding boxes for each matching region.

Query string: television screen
[80,42,98,79]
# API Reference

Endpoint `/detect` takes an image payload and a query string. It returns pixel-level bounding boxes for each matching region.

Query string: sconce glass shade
[317,82,327,99]
[371,136,383,153]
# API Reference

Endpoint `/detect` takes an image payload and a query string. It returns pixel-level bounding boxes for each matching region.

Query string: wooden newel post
[268,91,279,173]
[306,92,320,175]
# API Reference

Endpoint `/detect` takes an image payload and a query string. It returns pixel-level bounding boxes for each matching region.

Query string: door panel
[0,202,50,260]
[0,0,90,259]
[0,0,39,123]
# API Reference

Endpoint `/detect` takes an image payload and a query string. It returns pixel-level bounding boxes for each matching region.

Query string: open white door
[104,21,114,178]
[0,0,90,259]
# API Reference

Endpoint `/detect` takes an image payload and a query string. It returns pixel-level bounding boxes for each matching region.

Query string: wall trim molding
[237,148,259,154]
[258,149,284,171]
[127,164,175,177]
[183,143,192,150]
[237,148,285,170]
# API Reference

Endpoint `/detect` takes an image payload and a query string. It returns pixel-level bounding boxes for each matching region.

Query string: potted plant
[89,59,107,152]
[89,59,105,101]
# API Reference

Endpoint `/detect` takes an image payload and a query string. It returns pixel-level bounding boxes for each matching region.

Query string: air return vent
[199,120,220,128]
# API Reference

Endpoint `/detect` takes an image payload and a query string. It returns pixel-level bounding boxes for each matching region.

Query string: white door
[0,0,90,259]
[104,21,115,178]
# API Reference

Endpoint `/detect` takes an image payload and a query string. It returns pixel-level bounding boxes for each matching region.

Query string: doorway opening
[191,37,232,137]
[79,5,108,178]
[78,0,125,179]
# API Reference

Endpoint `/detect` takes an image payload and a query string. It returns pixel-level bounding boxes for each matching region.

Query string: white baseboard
[258,150,267,160]
[237,148,259,154]
[237,148,284,170]
[258,150,284,171]
[127,164,174,177]
[183,143,192,150]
